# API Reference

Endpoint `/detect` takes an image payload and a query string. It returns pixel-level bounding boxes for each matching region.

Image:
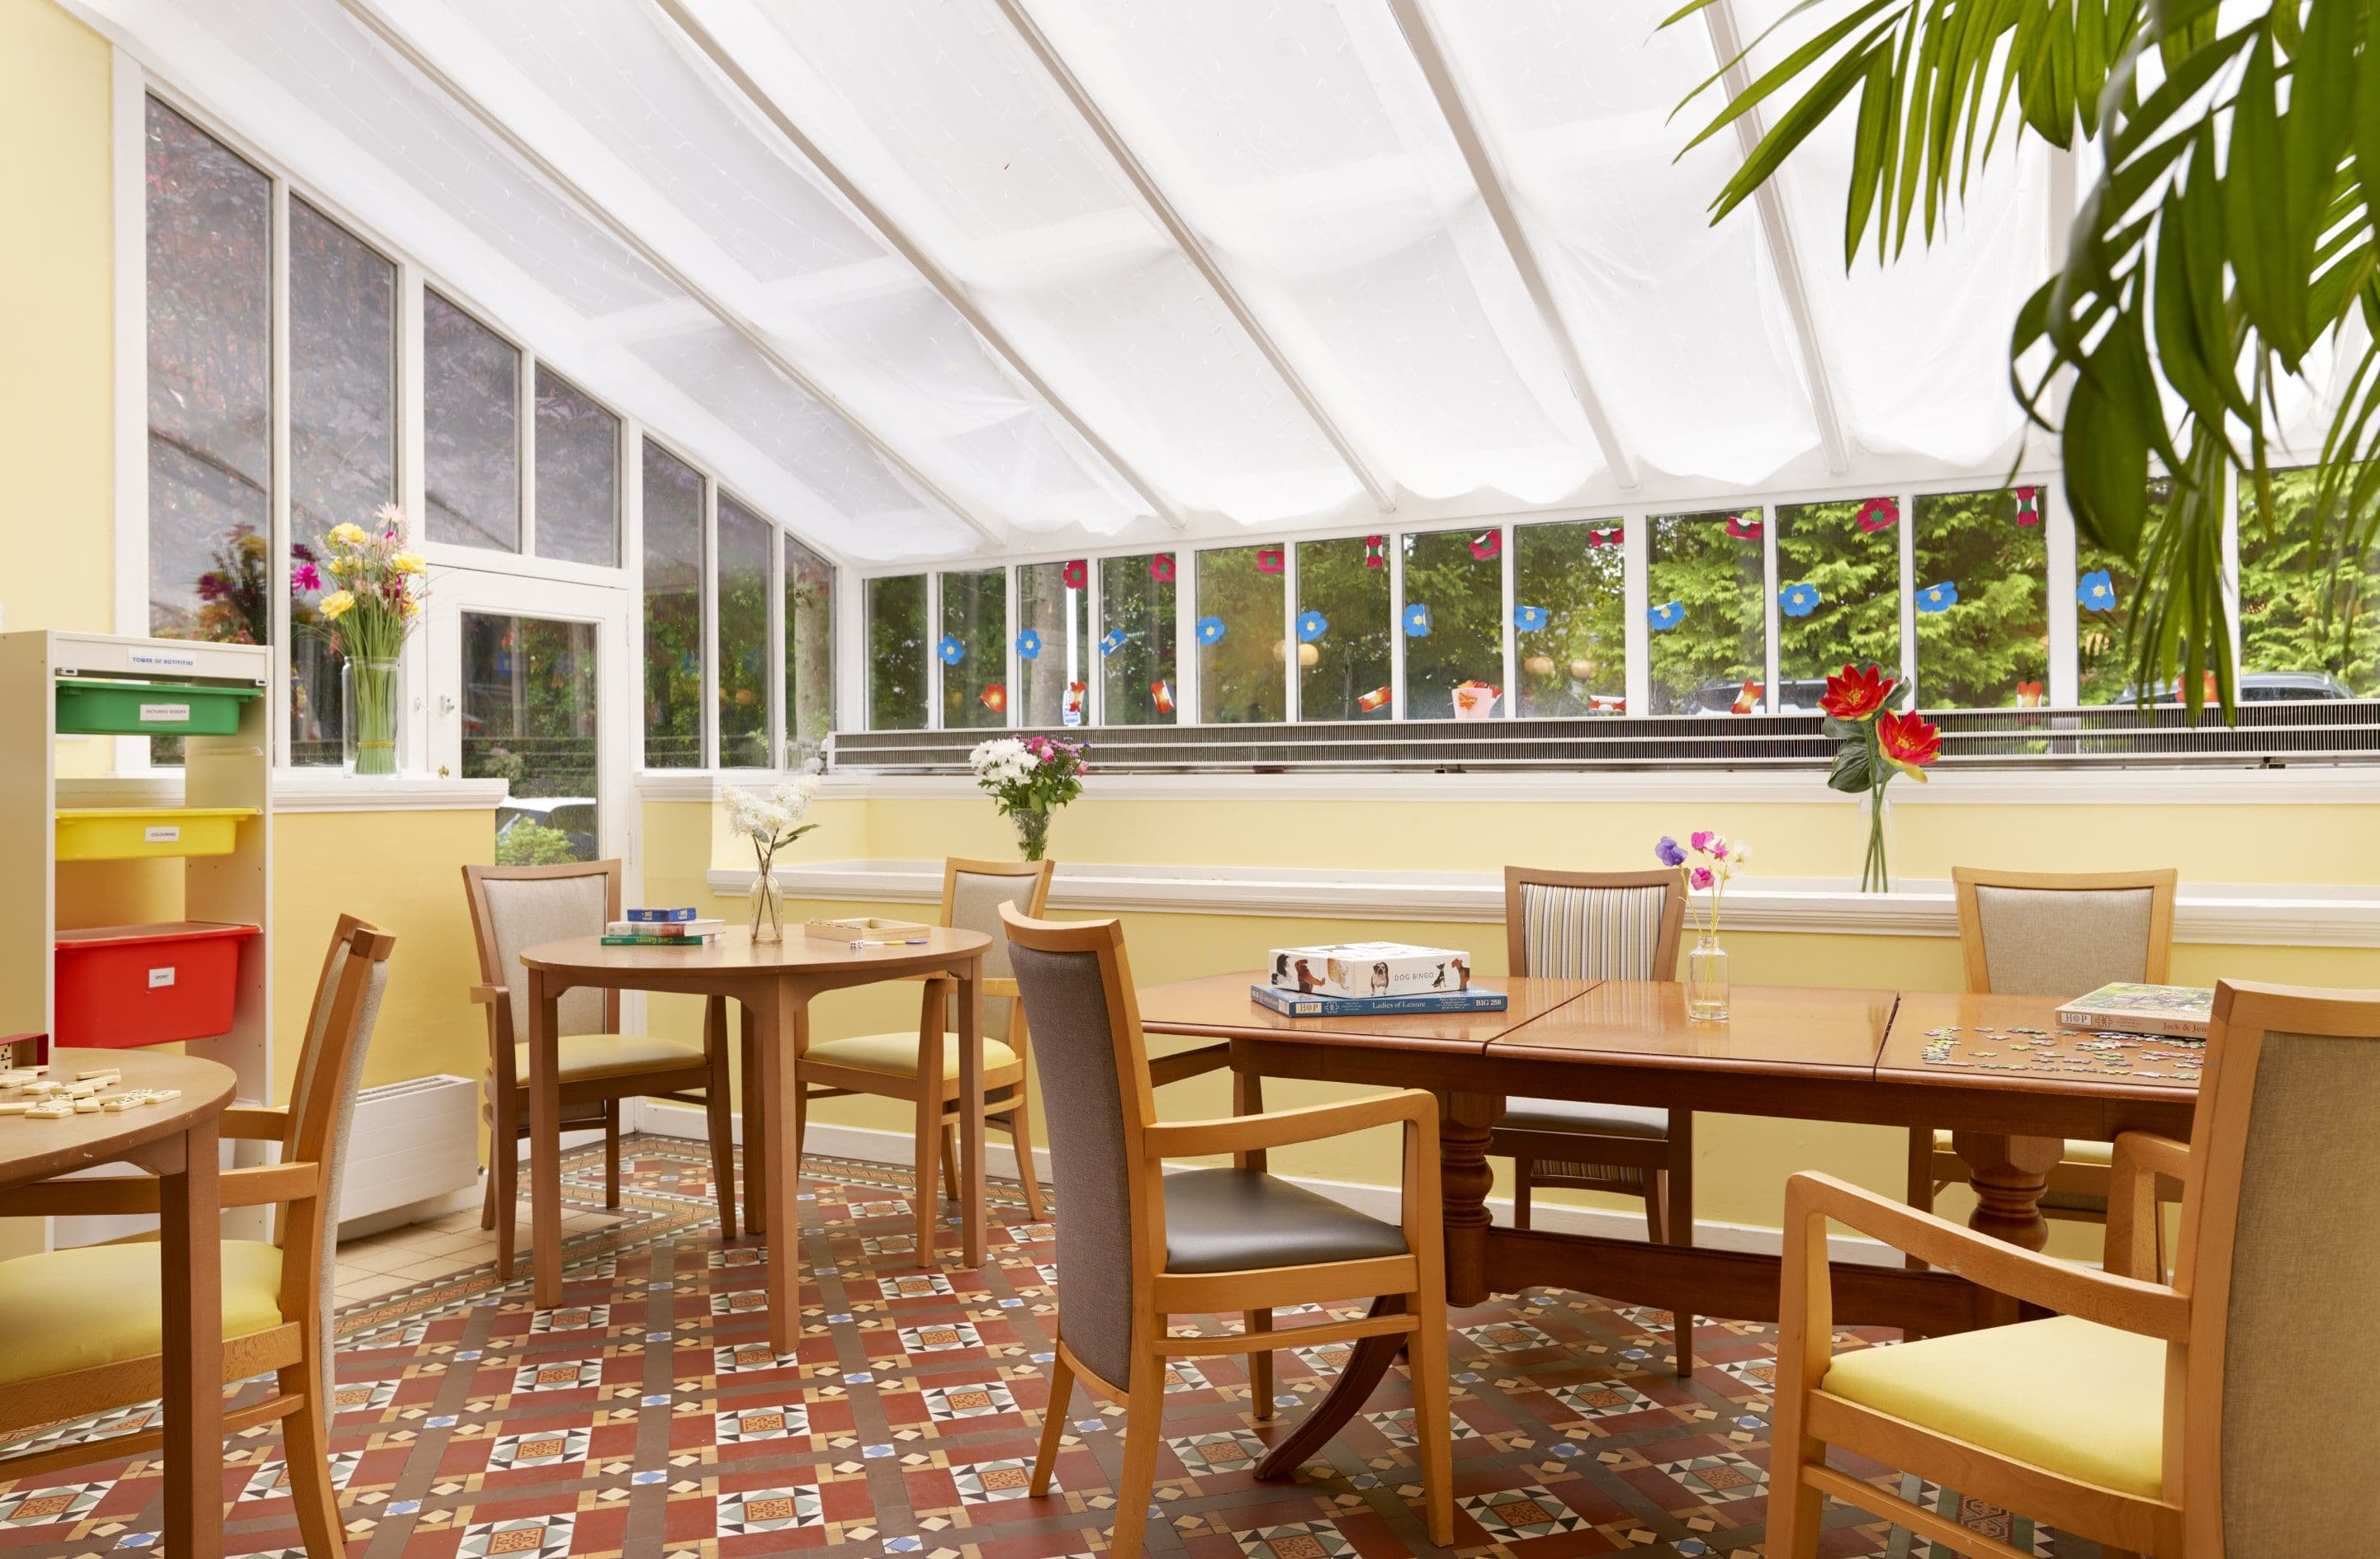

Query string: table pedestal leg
[761,985,806,1357]
[1441,1093,1498,1308]
[1253,1295,1406,1481]
[1953,1131,2064,1325]
[159,1117,223,1559]
[529,968,565,1311]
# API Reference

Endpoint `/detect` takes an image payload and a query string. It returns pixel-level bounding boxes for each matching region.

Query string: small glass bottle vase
[747,869,784,944]
[1685,933,1730,1023]
[341,656,401,777]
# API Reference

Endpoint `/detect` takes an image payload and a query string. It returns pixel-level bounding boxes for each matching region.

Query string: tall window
[1514,521,1625,716]
[1913,488,2048,709]
[1648,508,1766,715]
[1776,498,1900,710]
[715,494,772,767]
[1400,528,1504,719]
[423,290,520,553]
[868,575,930,730]
[641,442,705,768]
[784,535,833,763]
[146,99,271,652]
[532,367,619,567]
[2238,468,2380,697]
[286,197,396,766]
[1099,554,1177,725]
[1196,546,1285,723]
[2078,480,2161,705]
[1296,536,1391,720]
[939,568,1007,730]
[1016,560,1090,728]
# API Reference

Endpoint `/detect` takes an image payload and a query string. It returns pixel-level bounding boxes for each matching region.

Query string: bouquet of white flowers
[723,776,821,942]
[968,735,1086,862]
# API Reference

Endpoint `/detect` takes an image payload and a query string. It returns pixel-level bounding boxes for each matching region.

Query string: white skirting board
[628,1097,1907,1270]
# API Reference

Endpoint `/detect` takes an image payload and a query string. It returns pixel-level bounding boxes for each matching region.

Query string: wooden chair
[789,857,1053,1259]
[462,860,736,1278]
[1907,867,2180,1259]
[1001,905,1452,1557]
[1767,978,2380,1557]
[1487,865,1694,1370]
[0,914,396,1557]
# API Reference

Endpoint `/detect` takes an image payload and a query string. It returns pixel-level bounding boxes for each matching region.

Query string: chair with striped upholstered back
[1491,866,1700,1372]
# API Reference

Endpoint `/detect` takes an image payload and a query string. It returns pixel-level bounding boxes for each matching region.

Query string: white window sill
[56,772,512,813]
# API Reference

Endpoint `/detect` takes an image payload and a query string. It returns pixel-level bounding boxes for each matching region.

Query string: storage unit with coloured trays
[0,631,271,1110]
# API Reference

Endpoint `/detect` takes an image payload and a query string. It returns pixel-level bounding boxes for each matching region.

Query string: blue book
[1249,984,1507,1018]
[626,907,698,923]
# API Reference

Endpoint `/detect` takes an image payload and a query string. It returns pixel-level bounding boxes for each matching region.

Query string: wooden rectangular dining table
[1135,975,2200,1476]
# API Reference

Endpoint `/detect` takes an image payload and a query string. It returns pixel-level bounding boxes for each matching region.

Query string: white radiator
[338,1073,481,1236]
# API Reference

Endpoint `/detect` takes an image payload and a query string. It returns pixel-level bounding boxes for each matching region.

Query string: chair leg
[277,1358,345,1559]
[603,1098,622,1209]
[1030,1349,1074,1497]
[1408,1292,1455,1547]
[1010,1072,1048,1222]
[939,1123,962,1202]
[1245,1309,1274,1422]
[914,1088,942,1264]
[704,999,739,1240]
[1904,1127,1935,1272]
[494,1116,518,1281]
[1641,1168,1668,1241]
[1110,1359,1166,1559]
[1668,1115,1696,1379]
[479,1146,496,1231]
[1512,1158,1532,1230]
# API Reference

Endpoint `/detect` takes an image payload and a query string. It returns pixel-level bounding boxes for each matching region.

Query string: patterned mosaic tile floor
[0,1136,2100,1557]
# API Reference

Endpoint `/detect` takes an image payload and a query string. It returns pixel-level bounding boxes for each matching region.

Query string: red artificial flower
[1148,553,1176,584]
[1876,707,1941,779]
[1468,531,1502,561]
[1586,526,1623,548]
[1062,559,1088,590]
[1256,546,1284,574]
[1819,664,1895,722]
[1724,514,1763,541]
[1856,496,1899,533]
[1364,535,1388,569]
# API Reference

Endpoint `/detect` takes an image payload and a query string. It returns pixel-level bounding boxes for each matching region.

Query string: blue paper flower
[1649,600,1686,631]
[1513,603,1549,632]
[1098,626,1128,657]
[935,634,964,666]
[1403,602,1432,638]
[1297,609,1328,643]
[1015,629,1042,660]
[1195,615,1227,645]
[1778,582,1821,618]
[1916,580,1959,613]
[2077,569,2118,612]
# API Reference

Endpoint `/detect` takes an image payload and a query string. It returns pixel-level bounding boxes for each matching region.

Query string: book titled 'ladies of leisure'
[1249,984,1507,1018]
[2054,982,2215,1039]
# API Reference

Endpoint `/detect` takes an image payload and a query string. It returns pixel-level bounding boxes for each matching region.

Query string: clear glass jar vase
[747,868,784,944]
[1685,932,1729,1022]
[1013,808,1050,862]
[341,655,401,777]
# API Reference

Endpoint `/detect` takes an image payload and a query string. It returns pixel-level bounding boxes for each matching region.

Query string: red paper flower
[1877,707,1941,778]
[1586,526,1623,548]
[1356,685,1392,712]
[2016,680,2044,708]
[1729,679,1763,714]
[1061,559,1087,590]
[978,683,1007,713]
[1856,497,1899,533]
[1468,531,1502,560]
[1149,678,1175,714]
[1819,664,1895,722]
[1724,514,1763,541]
[1256,546,1284,574]
[1364,535,1387,569]
[1148,553,1176,583]
[2013,486,2042,527]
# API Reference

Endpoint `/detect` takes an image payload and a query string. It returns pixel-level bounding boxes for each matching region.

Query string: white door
[426,568,635,869]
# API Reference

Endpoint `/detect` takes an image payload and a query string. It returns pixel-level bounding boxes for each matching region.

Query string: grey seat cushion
[1162,1168,1408,1273]
[1500,1098,1671,1138]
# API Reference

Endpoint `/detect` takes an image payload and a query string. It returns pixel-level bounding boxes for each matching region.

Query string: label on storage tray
[138,703,189,724]
[130,650,197,668]
[143,825,181,843]
[147,966,176,988]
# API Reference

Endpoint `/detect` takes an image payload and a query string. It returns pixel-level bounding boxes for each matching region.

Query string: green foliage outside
[1776,501,1900,697]
[785,537,834,761]
[867,574,929,730]
[939,567,1007,730]
[495,820,579,866]
[1099,555,1177,725]
[1015,563,1090,728]
[1910,491,2049,709]
[1297,536,1392,720]
[1401,529,1503,719]
[1196,546,1285,723]
[1647,511,1764,713]
[717,499,771,768]
[1515,521,1625,714]
[2239,468,2380,694]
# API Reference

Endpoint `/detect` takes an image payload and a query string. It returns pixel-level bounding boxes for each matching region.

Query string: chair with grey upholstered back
[463,860,737,1280]
[1907,867,2180,1259]
[1001,905,1453,1559]
[1767,979,2380,1557]
[792,857,1053,1261]
[1488,866,1697,1371]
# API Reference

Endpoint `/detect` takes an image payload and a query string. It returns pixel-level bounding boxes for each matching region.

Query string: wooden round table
[518,927,992,1349]
[0,1047,237,1557]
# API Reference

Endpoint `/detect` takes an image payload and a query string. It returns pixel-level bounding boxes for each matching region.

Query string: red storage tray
[53,921,258,1049]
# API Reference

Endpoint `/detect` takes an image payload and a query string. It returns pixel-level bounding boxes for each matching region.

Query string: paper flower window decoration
[1256,546,1284,574]
[2014,486,2042,526]
[1364,535,1387,569]
[1586,526,1623,548]
[1778,582,1821,617]
[1513,603,1549,632]
[1357,686,1392,712]
[1098,626,1128,657]
[2017,681,2046,707]
[1648,600,1686,631]
[1729,679,1763,714]
[1916,580,1959,613]
[1148,553,1176,583]
[1195,616,1227,645]
[1725,514,1763,541]
[1468,531,1502,560]
[936,634,966,665]
[1015,629,1042,660]
[1856,497,1900,533]
[2077,569,2118,612]
[1297,609,1329,643]
[1403,602,1433,637]
[1150,679,1175,715]
[1062,559,1088,590]
[978,683,1007,713]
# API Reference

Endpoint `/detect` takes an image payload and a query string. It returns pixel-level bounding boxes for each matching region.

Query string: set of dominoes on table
[0,1063,182,1119]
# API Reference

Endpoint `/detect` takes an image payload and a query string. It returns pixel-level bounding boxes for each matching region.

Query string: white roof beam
[655,0,1191,533]
[1385,0,1640,489]
[992,0,1398,514]
[332,0,1014,552]
[1700,0,1855,475]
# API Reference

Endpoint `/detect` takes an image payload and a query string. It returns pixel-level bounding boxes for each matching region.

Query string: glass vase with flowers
[300,503,426,777]
[1818,664,1942,891]
[1657,830,1751,1022]
[724,777,821,943]
[968,735,1088,862]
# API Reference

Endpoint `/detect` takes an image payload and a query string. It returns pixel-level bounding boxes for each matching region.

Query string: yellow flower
[391,551,426,574]
[319,590,356,620]
[402,593,420,616]
[328,555,353,576]
[327,522,369,549]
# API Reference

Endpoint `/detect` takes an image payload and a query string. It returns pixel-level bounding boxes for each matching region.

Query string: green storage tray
[54,678,261,737]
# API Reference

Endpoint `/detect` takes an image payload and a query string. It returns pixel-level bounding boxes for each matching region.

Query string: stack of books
[602,908,726,947]
[1252,941,1507,1017]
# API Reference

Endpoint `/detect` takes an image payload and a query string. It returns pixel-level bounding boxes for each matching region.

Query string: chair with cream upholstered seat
[463,860,737,1279]
[791,857,1053,1260]
[1767,979,2380,1557]
[1486,866,1694,1369]
[1907,867,2181,1261]
[0,914,395,1558]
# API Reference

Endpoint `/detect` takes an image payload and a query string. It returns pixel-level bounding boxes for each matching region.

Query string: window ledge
[56,772,512,813]
[703,859,2380,949]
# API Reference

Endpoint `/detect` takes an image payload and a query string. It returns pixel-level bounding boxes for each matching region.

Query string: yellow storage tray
[54,807,259,862]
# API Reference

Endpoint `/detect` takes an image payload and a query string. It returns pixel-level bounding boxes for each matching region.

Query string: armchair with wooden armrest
[0,914,396,1559]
